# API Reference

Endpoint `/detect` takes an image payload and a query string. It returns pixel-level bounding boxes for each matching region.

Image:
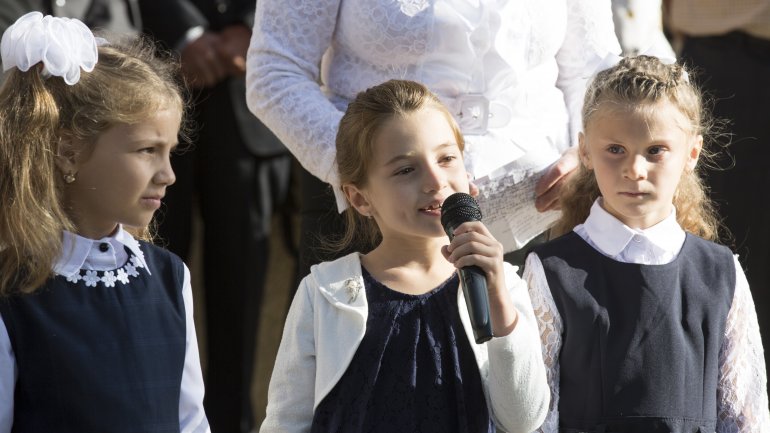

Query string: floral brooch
[344,278,362,304]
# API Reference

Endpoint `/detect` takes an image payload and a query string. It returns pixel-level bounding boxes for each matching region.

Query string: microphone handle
[458,265,493,344]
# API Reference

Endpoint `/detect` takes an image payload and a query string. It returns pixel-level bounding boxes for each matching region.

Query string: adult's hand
[180,31,228,88]
[217,24,251,76]
[534,146,579,212]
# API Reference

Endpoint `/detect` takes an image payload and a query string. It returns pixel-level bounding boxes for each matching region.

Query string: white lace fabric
[524,251,770,433]
[1,11,98,85]
[246,0,620,211]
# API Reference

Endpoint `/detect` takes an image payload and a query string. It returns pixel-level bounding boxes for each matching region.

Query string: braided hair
[552,55,721,240]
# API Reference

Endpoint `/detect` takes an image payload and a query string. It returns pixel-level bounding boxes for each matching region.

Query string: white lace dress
[246,0,620,210]
[524,200,770,433]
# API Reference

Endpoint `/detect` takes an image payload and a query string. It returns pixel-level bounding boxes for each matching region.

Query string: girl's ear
[342,183,374,218]
[578,132,593,170]
[685,134,703,172]
[54,138,80,176]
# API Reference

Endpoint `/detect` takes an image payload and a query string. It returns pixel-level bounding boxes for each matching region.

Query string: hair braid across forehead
[582,55,703,134]
[554,55,723,242]
[613,55,687,97]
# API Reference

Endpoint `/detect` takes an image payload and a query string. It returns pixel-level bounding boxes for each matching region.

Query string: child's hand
[442,221,505,287]
[441,221,519,336]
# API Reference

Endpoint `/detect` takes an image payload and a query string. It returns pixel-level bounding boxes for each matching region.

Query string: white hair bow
[1,12,102,85]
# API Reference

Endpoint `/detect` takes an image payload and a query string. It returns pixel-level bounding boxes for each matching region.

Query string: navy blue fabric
[311,269,493,433]
[534,232,735,433]
[0,242,187,433]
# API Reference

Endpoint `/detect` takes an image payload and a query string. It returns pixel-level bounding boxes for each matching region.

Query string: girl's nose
[624,155,648,180]
[423,165,447,193]
[155,155,176,186]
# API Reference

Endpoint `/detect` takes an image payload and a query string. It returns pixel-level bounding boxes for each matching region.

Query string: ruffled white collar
[574,198,685,263]
[53,225,151,280]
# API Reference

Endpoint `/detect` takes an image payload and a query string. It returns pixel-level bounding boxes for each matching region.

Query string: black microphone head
[440,192,482,237]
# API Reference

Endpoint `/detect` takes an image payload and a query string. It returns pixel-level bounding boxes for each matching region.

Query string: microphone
[440,192,493,344]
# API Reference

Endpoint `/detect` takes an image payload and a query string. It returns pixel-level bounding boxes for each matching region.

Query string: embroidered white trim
[64,253,146,287]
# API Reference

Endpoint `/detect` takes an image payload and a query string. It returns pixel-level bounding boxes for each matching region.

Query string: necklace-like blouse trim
[53,226,151,283]
[63,252,147,287]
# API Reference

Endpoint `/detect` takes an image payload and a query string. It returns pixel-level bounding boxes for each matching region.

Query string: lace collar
[53,226,151,287]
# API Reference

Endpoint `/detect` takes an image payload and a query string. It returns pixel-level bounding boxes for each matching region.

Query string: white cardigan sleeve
[259,278,318,433]
[246,0,344,189]
[481,263,550,433]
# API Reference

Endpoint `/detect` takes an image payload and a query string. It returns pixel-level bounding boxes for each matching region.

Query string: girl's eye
[648,146,665,155]
[394,167,414,176]
[139,147,156,154]
[440,155,457,164]
[607,145,624,154]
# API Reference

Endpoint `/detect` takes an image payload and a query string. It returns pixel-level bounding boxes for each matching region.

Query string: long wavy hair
[552,55,722,241]
[0,35,186,295]
[331,79,465,253]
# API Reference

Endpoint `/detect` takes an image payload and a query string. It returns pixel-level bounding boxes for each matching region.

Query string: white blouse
[524,199,770,433]
[246,0,620,211]
[0,227,210,433]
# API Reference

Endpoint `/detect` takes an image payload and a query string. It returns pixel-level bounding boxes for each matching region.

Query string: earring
[63,173,76,184]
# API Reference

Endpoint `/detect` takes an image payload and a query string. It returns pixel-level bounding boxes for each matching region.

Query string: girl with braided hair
[524,55,770,432]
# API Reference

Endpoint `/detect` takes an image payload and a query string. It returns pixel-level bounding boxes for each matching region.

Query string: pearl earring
[64,173,76,184]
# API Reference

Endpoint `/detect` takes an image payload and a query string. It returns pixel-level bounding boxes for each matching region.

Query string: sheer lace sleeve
[555,0,620,146]
[716,256,770,432]
[523,253,562,433]
[246,0,344,188]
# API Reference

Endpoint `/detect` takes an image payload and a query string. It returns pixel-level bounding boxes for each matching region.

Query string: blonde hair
[553,55,720,240]
[0,35,185,295]
[333,79,464,252]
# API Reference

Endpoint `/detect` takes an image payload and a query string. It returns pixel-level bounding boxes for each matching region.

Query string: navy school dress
[311,268,494,433]
[534,232,735,433]
[0,242,186,433]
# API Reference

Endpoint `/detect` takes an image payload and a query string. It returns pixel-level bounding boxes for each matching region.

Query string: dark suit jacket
[138,0,286,156]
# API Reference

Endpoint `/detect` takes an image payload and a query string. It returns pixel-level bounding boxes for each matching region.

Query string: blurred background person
[138,0,294,431]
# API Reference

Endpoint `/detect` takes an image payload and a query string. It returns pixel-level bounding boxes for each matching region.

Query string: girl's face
[344,107,470,243]
[59,107,181,239]
[579,100,702,229]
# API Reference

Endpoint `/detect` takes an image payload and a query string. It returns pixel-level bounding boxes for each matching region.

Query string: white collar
[53,225,150,278]
[578,198,685,258]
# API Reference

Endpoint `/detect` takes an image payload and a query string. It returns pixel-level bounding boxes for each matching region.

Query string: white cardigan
[260,253,549,433]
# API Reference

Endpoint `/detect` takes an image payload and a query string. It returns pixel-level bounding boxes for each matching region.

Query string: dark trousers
[679,31,770,380]
[158,83,292,433]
